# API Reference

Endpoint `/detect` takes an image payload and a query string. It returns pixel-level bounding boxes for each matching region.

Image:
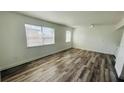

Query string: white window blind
[25,24,55,47]
[66,31,71,42]
[25,24,43,47]
[42,27,55,45]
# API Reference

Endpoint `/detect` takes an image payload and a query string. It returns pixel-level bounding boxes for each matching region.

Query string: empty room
[1,11,124,82]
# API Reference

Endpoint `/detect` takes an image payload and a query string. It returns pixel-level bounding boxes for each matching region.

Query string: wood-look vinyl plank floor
[1,48,116,82]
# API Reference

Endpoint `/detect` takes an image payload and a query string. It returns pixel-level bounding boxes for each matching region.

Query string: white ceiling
[18,11,124,28]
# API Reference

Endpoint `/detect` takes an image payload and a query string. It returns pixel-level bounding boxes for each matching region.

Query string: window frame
[25,24,55,48]
[42,26,55,45]
[65,30,71,43]
[25,24,43,47]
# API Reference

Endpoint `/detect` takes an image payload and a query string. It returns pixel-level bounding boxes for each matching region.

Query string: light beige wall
[0,12,73,70]
[115,29,124,79]
[73,25,122,55]
[114,18,124,79]
[115,18,124,30]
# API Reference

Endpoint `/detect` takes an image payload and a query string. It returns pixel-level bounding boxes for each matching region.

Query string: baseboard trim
[73,47,115,55]
[1,48,73,79]
[1,48,72,71]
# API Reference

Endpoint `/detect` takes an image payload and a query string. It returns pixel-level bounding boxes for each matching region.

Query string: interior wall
[115,28,124,79]
[0,12,73,70]
[73,25,122,55]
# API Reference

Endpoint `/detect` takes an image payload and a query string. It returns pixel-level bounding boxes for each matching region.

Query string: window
[25,24,43,47]
[25,24,55,47]
[66,31,71,42]
[42,27,55,45]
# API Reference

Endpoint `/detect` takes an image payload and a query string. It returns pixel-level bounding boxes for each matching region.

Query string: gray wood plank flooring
[1,48,116,82]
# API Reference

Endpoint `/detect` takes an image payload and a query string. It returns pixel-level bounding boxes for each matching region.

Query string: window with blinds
[66,31,71,42]
[25,24,55,47]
